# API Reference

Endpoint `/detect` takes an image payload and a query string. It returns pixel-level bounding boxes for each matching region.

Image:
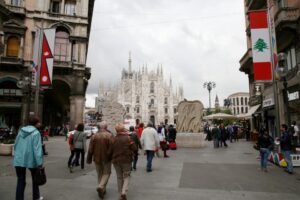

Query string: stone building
[227,92,250,116]
[0,0,95,130]
[239,0,300,135]
[97,54,184,126]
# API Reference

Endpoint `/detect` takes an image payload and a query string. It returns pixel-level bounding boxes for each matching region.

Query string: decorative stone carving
[177,100,204,133]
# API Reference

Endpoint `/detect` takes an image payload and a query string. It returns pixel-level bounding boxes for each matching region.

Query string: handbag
[34,167,47,186]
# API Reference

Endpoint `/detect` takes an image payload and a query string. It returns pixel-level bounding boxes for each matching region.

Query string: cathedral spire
[160,64,163,76]
[128,51,132,73]
[215,94,220,109]
[169,74,172,88]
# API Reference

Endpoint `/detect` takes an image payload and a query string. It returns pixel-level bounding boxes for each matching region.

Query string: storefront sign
[288,91,299,101]
[263,98,274,108]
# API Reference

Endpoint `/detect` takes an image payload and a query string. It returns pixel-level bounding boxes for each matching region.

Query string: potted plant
[0,138,15,156]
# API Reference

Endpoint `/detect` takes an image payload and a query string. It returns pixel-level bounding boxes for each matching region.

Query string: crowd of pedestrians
[69,120,176,200]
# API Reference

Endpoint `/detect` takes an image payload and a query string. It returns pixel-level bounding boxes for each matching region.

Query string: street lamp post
[276,53,290,126]
[203,81,216,112]
[17,75,32,125]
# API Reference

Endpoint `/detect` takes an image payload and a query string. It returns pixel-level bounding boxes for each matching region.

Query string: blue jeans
[260,148,270,169]
[15,167,40,200]
[146,150,155,171]
[282,150,293,173]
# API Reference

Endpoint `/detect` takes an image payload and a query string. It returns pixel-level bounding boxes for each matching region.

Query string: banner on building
[249,10,272,82]
[40,29,55,88]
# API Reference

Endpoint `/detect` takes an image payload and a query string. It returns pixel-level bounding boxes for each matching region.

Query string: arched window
[6,36,20,57]
[241,107,244,113]
[54,27,70,61]
[241,97,244,106]
[136,96,140,103]
[150,82,154,93]
[164,97,168,104]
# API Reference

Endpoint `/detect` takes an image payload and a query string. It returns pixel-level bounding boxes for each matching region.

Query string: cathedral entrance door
[150,115,155,126]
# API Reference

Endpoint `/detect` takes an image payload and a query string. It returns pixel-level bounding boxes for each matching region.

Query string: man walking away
[87,121,113,199]
[257,131,274,172]
[140,122,160,172]
[278,124,293,174]
[111,123,137,200]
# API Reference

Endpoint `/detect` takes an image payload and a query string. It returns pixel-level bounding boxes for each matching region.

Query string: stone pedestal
[175,132,207,148]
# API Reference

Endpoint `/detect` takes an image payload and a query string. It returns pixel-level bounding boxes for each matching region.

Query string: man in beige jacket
[87,121,113,199]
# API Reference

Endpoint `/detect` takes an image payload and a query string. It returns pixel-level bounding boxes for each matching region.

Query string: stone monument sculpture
[99,100,125,135]
[177,100,204,133]
[175,100,205,148]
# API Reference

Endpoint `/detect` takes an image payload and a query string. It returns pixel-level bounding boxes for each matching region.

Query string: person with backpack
[128,126,142,170]
[257,131,274,172]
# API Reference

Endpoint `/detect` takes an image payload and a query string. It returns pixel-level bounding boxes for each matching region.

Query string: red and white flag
[249,11,272,82]
[40,29,55,88]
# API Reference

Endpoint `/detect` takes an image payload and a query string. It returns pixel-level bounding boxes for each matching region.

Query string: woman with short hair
[13,116,44,200]
[70,123,86,172]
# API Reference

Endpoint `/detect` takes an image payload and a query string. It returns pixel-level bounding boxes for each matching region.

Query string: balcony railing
[275,7,300,27]
[6,4,25,15]
[0,56,23,65]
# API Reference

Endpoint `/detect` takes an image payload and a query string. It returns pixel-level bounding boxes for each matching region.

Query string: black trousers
[68,150,75,167]
[72,148,85,169]
[15,167,40,200]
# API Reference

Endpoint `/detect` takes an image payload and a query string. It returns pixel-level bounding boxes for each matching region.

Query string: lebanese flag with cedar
[249,11,272,82]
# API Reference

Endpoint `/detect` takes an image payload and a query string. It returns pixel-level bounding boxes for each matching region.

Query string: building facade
[97,55,184,126]
[227,92,250,116]
[239,0,300,135]
[0,0,95,130]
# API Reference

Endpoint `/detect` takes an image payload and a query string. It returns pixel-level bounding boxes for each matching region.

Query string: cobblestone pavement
[1,136,300,200]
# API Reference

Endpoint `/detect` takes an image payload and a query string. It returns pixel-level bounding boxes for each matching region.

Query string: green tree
[254,38,268,52]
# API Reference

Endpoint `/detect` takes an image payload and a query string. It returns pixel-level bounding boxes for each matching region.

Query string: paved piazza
[1,137,300,200]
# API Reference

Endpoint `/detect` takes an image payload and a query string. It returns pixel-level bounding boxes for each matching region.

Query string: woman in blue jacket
[13,116,44,200]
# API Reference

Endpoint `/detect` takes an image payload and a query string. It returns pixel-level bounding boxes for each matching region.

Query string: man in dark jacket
[257,131,274,172]
[279,124,293,174]
[168,125,177,143]
[112,123,137,200]
[87,121,113,198]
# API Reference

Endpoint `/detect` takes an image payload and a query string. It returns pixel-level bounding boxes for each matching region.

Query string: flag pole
[34,28,43,117]
[267,0,281,138]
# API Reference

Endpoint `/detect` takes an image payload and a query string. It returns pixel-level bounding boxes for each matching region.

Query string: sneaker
[69,166,73,173]
[36,197,44,200]
[164,155,169,158]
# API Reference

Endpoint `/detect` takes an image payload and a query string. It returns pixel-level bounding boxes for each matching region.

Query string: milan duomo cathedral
[97,54,184,125]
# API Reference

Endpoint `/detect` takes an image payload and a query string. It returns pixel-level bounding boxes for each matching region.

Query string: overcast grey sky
[86,0,249,108]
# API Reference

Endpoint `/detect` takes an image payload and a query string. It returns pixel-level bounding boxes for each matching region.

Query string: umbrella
[203,113,237,120]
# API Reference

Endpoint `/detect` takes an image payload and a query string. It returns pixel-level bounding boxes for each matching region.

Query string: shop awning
[242,104,261,119]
